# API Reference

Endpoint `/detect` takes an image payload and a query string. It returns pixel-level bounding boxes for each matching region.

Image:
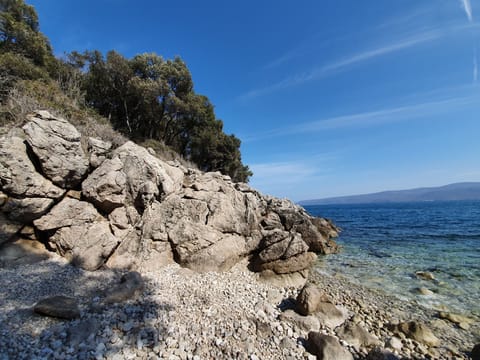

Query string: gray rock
[279,309,320,332]
[2,197,55,222]
[1,113,341,275]
[307,332,353,360]
[0,131,65,199]
[296,283,330,315]
[23,111,89,188]
[257,252,317,274]
[389,321,440,347]
[82,141,184,213]
[336,321,381,350]
[412,287,434,296]
[33,197,118,270]
[315,302,349,329]
[34,295,80,319]
[81,157,127,213]
[49,222,118,270]
[88,137,111,168]
[34,197,102,231]
[0,131,64,222]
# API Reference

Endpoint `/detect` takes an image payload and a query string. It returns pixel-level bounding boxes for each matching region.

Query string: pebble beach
[0,255,478,359]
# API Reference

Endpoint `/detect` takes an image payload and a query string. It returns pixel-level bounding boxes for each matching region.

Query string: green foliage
[0,0,55,70]
[80,51,251,182]
[0,0,252,182]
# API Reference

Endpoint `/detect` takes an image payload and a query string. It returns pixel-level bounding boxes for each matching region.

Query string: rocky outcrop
[0,111,339,279]
[23,111,89,188]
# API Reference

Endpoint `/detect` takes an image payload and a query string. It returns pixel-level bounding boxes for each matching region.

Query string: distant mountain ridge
[299,182,480,205]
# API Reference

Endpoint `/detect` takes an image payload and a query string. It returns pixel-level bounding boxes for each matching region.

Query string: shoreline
[1,256,478,359]
[309,267,479,358]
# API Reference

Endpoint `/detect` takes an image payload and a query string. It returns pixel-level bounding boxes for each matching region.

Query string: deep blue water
[305,201,480,317]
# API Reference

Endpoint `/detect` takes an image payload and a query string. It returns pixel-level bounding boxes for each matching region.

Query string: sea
[304,201,480,318]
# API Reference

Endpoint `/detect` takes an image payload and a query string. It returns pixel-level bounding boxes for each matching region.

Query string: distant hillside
[299,182,480,205]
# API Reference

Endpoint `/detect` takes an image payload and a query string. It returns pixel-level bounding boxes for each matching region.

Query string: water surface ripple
[305,201,480,317]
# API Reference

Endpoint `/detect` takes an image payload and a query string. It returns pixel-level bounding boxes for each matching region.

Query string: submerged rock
[415,271,435,281]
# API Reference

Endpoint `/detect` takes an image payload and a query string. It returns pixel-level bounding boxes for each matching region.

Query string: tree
[0,0,55,69]
[80,50,251,182]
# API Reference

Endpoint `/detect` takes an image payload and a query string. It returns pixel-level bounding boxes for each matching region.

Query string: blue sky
[28,0,480,201]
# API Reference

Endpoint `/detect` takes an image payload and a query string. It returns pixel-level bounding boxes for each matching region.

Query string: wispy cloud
[249,158,333,199]
[460,0,473,22]
[320,30,440,73]
[244,91,478,141]
[240,30,442,100]
[458,1,477,83]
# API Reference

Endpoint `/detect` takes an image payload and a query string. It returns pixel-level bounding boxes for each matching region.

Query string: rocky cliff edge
[0,111,339,283]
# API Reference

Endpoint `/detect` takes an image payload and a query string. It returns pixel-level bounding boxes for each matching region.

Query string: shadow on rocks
[0,256,174,360]
[278,296,297,312]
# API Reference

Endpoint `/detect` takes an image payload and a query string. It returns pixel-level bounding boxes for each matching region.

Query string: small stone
[385,337,402,351]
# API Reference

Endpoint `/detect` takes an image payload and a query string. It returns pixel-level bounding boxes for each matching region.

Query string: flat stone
[34,295,80,319]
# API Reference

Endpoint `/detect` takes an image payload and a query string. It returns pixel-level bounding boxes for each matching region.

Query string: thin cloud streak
[460,0,473,22]
[320,30,440,73]
[243,93,478,141]
[240,30,442,100]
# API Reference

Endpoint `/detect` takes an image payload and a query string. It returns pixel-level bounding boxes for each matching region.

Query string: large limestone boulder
[34,198,118,270]
[34,197,102,230]
[23,111,89,188]
[49,222,118,270]
[0,130,65,223]
[82,141,184,213]
[0,131,65,199]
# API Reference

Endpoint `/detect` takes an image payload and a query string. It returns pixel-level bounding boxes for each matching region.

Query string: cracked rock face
[0,111,339,279]
[23,111,89,189]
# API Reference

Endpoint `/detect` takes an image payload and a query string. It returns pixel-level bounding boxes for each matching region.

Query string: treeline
[0,0,252,182]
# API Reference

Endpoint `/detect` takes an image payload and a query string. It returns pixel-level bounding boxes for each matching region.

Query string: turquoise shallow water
[305,201,480,318]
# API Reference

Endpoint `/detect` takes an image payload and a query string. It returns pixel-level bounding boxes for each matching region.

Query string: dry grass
[0,78,197,170]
